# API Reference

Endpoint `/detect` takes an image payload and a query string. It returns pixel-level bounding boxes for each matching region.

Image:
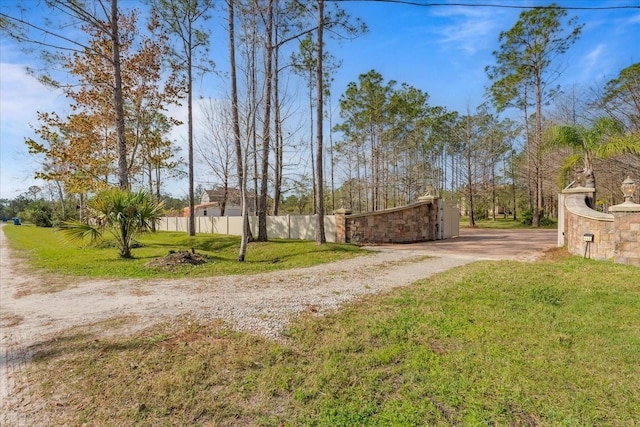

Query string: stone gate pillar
[609,177,640,266]
[334,208,352,243]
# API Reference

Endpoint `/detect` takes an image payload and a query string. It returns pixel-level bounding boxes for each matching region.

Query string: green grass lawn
[16,250,640,425]
[2,224,366,279]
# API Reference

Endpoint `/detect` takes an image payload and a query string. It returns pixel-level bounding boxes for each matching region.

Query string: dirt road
[0,225,556,424]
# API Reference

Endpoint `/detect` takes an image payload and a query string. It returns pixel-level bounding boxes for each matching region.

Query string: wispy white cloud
[626,13,640,24]
[430,6,511,55]
[0,62,65,198]
[0,63,64,127]
[582,44,606,75]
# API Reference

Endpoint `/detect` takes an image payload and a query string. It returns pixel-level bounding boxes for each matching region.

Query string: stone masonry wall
[335,200,438,244]
[610,211,640,266]
[564,194,615,260]
[561,188,640,266]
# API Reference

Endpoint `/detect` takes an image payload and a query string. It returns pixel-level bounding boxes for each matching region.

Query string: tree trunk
[257,0,273,242]
[228,0,247,261]
[187,47,195,236]
[532,72,543,227]
[328,92,335,212]
[79,193,86,223]
[111,0,128,190]
[273,41,283,215]
[309,69,317,214]
[466,116,475,228]
[584,153,596,208]
[315,0,326,244]
[491,154,496,221]
[511,146,517,221]
[249,18,258,232]
[54,179,66,218]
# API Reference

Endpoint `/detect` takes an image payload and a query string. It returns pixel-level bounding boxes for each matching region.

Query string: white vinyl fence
[158,215,337,243]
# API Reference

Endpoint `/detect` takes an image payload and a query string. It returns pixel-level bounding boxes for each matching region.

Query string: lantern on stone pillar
[621,176,636,203]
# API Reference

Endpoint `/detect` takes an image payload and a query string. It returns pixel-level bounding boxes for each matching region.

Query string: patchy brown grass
[539,246,573,262]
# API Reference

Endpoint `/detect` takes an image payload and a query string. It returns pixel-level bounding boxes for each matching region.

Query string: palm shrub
[546,117,639,184]
[22,200,54,227]
[545,117,640,208]
[61,188,165,258]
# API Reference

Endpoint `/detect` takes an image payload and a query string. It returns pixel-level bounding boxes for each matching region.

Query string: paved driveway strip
[372,228,558,261]
[0,225,556,424]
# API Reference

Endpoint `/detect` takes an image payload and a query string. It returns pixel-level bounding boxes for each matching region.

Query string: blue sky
[1,0,639,200]
[330,1,639,111]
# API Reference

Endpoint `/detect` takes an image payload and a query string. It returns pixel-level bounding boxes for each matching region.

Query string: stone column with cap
[334,208,352,244]
[609,176,640,266]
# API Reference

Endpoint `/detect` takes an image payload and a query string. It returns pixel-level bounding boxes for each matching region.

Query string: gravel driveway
[0,224,556,424]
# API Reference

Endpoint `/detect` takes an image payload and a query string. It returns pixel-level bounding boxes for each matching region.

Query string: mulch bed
[146,250,210,271]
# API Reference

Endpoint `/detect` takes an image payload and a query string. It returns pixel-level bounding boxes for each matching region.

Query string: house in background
[183,186,256,217]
